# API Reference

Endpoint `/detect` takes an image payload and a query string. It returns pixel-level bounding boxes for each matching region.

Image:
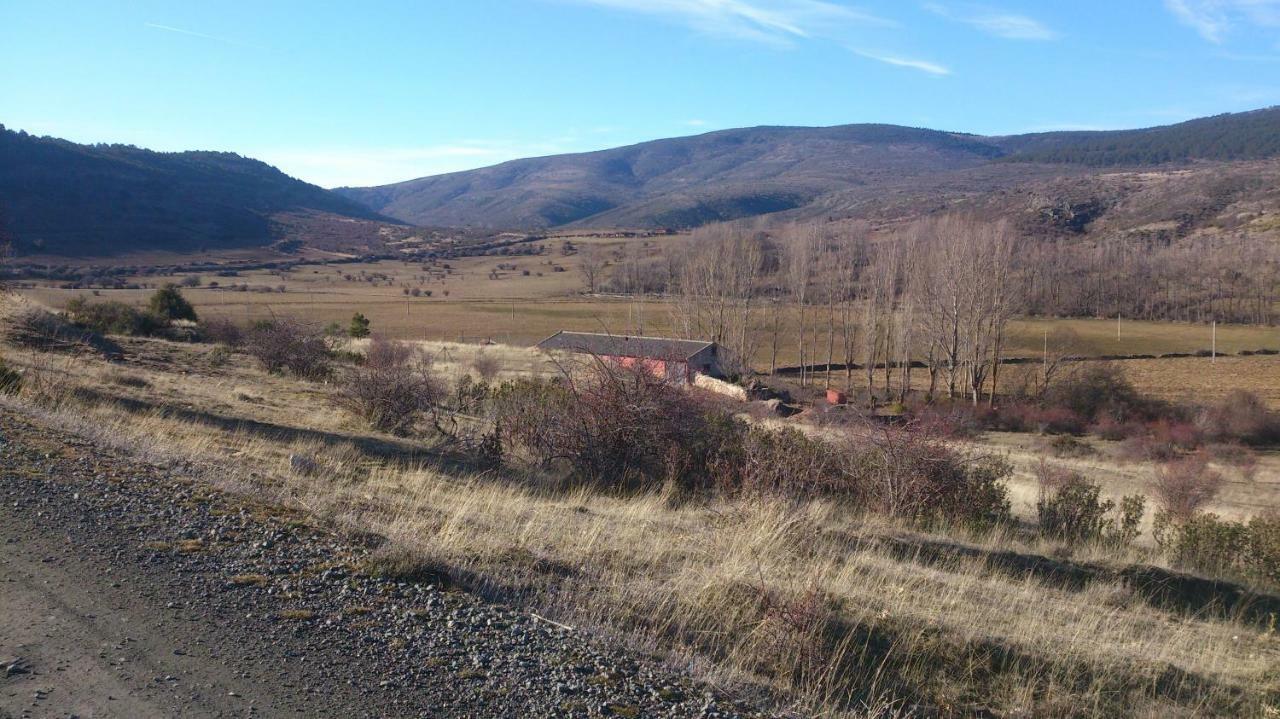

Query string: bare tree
[783,223,820,387]
[1037,326,1082,395]
[578,245,607,294]
[671,223,765,372]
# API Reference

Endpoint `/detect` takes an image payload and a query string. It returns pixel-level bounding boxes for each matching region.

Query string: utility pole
[1043,327,1048,377]
[1212,320,1217,363]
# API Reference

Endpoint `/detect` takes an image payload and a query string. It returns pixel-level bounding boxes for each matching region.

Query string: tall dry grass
[2,334,1277,717]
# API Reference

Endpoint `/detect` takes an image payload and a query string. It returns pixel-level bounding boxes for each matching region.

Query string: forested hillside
[1000,106,1280,166]
[0,126,397,256]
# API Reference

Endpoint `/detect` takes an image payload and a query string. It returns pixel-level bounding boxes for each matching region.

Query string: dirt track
[0,407,759,718]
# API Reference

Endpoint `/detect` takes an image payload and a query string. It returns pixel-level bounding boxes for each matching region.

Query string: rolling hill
[4,106,1279,258]
[337,106,1280,230]
[0,126,401,257]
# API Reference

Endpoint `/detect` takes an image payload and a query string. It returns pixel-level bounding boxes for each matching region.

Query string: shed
[536,331,722,384]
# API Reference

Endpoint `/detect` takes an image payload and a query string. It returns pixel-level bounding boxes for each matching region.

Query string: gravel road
[0,407,768,718]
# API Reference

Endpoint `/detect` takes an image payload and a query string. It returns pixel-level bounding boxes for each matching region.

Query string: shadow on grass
[862,532,1280,629]
[813,609,1257,717]
[67,386,482,476]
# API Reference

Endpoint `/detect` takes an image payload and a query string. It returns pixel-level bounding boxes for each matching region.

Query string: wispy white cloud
[685,118,709,126]
[253,142,572,188]
[144,22,253,47]
[851,49,950,75]
[923,3,1055,40]
[569,0,889,45]
[1164,0,1280,43]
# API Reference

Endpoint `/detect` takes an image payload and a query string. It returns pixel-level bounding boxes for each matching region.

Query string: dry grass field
[15,235,1279,374]
[1120,355,1280,409]
[1,292,1277,716]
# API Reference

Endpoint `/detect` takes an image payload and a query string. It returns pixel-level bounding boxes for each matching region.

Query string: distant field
[1121,355,1280,408]
[16,242,1279,373]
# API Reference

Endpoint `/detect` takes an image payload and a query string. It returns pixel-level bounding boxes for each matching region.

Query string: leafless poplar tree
[783,223,820,387]
[578,245,606,294]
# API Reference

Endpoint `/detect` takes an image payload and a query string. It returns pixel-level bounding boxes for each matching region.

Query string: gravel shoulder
[0,406,761,718]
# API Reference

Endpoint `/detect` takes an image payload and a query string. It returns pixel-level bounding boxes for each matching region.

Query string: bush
[198,317,245,346]
[1035,462,1144,545]
[472,350,502,382]
[1198,390,1280,446]
[1090,415,1140,441]
[245,319,333,379]
[348,312,371,338]
[1046,434,1094,458]
[1247,513,1280,587]
[906,400,985,439]
[1031,406,1088,435]
[5,308,122,356]
[1155,513,1277,586]
[333,337,444,435]
[859,428,1012,527]
[493,362,733,492]
[1150,455,1224,522]
[492,359,1014,523]
[148,284,197,322]
[1151,419,1203,450]
[65,297,164,336]
[734,425,846,497]
[1043,363,1150,423]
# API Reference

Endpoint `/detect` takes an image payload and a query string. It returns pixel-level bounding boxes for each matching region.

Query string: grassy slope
[1,319,1276,716]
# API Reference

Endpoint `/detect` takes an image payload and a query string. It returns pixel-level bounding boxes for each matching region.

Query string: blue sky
[3,1,1280,187]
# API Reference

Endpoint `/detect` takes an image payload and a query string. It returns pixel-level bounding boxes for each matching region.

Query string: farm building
[536,331,723,384]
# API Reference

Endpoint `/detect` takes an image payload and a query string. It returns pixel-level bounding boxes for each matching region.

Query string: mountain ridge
[336,107,1280,229]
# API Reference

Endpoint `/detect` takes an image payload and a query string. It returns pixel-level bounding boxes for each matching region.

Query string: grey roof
[536,331,715,361]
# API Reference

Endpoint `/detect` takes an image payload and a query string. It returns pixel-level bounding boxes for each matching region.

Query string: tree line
[600,215,1279,404]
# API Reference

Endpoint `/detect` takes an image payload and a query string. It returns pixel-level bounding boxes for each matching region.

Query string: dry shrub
[5,308,121,357]
[494,360,732,492]
[860,429,1012,527]
[735,426,846,497]
[1043,362,1151,423]
[1044,434,1094,458]
[906,400,986,439]
[365,333,416,369]
[985,402,1087,435]
[1205,442,1259,480]
[494,360,1012,525]
[748,583,835,688]
[333,336,444,436]
[471,350,502,381]
[1197,390,1280,447]
[199,317,245,346]
[65,297,165,336]
[1118,420,1204,462]
[1150,455,1224,522]
[245,319,332,380]
[1090,415,1142,441]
